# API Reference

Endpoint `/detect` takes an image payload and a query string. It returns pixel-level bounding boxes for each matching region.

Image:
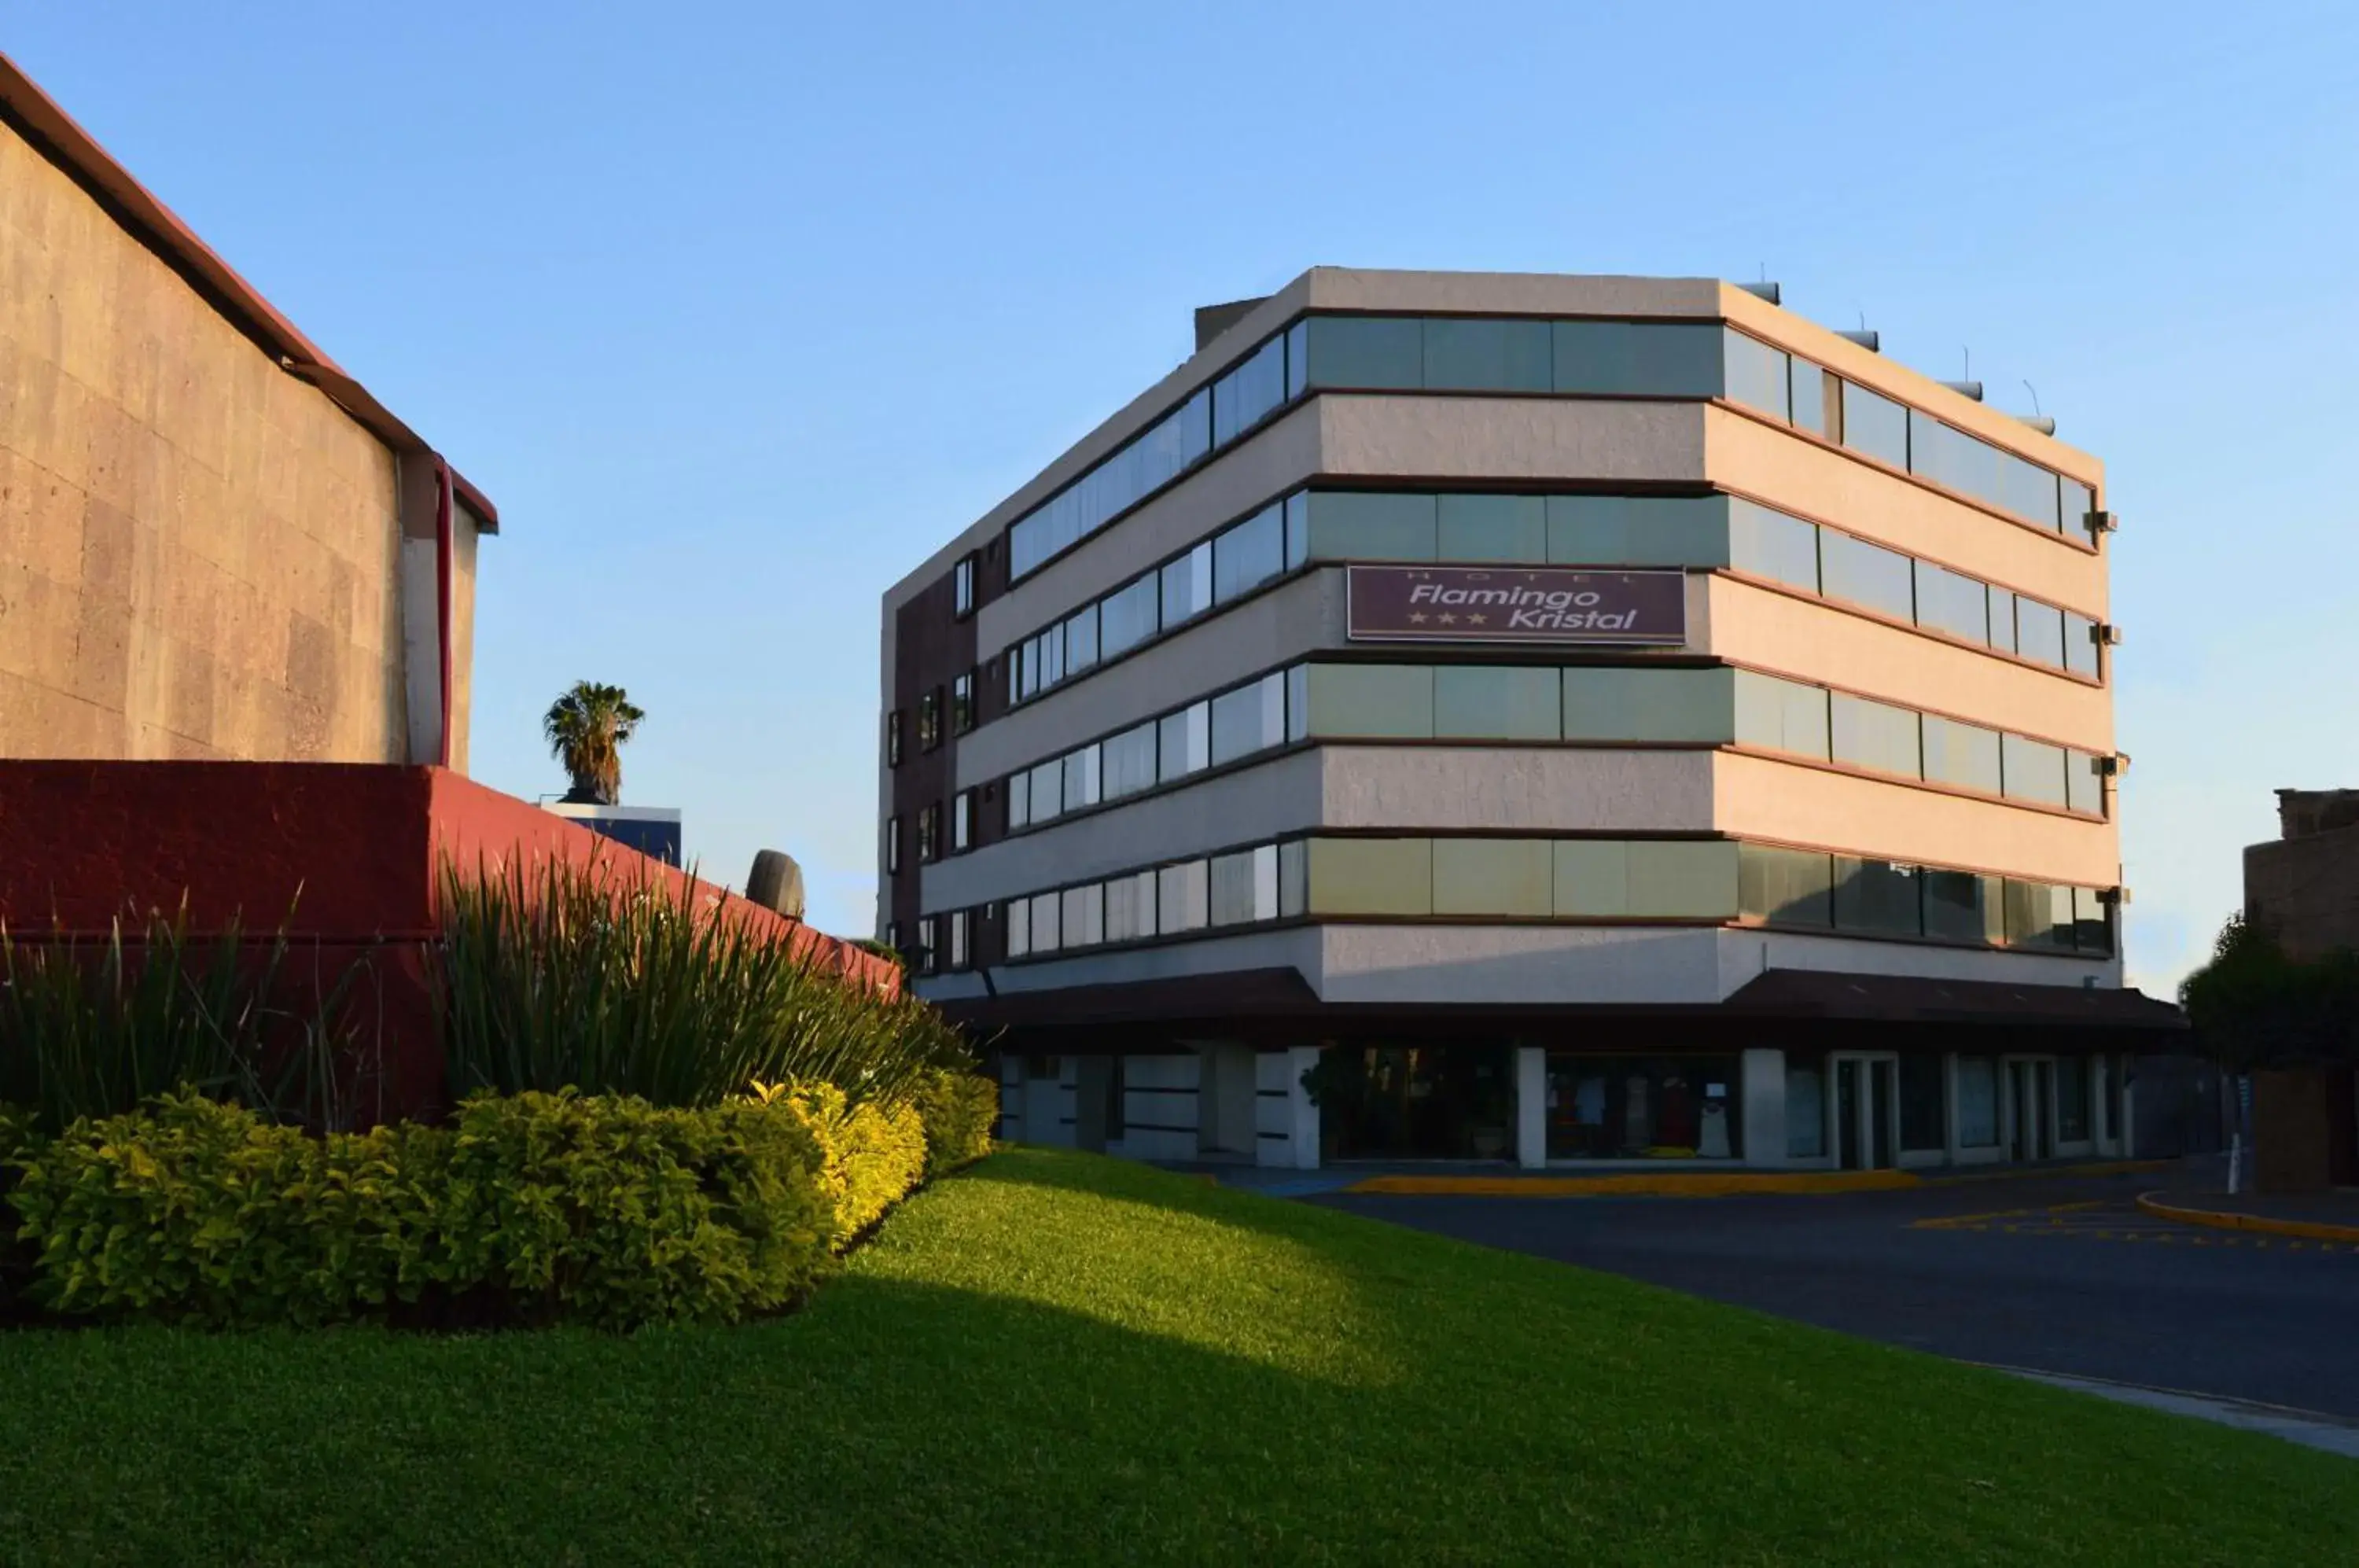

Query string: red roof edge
[0,50,499,534]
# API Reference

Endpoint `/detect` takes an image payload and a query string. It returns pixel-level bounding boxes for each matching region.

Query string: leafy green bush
[4,1088,870,1331]
[0,908,360,1136]
[432,1089,837,1328]
[912,1069,998,1178]
[438,854,972,1110]
[793,1084,927,1245]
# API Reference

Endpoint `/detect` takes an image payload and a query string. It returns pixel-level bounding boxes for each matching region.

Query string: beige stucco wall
[1702,576,2112,750]
[0,119,408,762]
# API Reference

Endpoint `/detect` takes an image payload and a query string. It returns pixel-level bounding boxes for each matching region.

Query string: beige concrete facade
[0,69,489,767]
[889,265,2138,1023]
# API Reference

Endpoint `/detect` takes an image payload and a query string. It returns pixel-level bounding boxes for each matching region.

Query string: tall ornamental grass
[436,854,971,1110]
[0,907,358,1136]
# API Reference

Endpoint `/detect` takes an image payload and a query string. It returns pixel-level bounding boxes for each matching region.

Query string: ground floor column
[1740,1047,1787,1168]
[1257,1047,1325,1171]
[1515,1045,1547,1169]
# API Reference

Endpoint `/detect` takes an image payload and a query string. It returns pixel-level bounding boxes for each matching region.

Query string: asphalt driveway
[1312,1170,2359,1419]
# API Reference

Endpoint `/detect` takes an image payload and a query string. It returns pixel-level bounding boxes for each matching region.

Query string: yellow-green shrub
[6,1090,839,1331]
[793,1084,927,1245]
[432,1090,836,1328]
[912,1069,998,1177]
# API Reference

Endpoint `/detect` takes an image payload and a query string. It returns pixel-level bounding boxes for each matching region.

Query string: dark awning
[1720,969,2187,1031]
[940,963,2187,1048]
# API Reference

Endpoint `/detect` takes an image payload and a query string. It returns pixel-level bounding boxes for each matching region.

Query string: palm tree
[543,682,645,805]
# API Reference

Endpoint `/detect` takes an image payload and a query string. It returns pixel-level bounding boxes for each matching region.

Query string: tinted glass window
[1923,869,2004,944]
[1099,573,1160,658]
[1307,837,1433,916]
[1914,560,1990,644]
[1303,316,1424,388]
[1062,883,1104,948]
[1064,605,1099,673]
[2000,451,2060,528]
[1720,329,1789,419]
[1210,673,1286,765]
[1831,694,1921,777]
[1841,381,1909,468]
[1209,847,1277,925]
[1213,503,1285,603]
[1625,841,1742,918]
[1284,490,1308,569]
[1424,318,1551,392]
[1789,358,1831,437]
[1102,723,1158,801]
[1029,891,1061,953]
[1733,671,1830,759]
[1434,665,1562,740]
[1909,412,2001,506]
[1820,532,1914,620]
[1161,540,1213,625]
[1986,587,2019,655]
[2063,480,2097,540]
[2014,596,2066,668]
[2004,879,2075,951]
[1006,770,1029,830]
[1303,664,1434,738]
[1106,869,1158,943]
[1900,1054,1945,1152]
[1834,858,1923,937]
[1562,667,1734,743]
[1028,759,1063,821]
[2074,887,2114,953]
[1157,860,1209,932]
[2066,749,2105,815]
[2064,612,2100,679]
[1437,494,1548,561]
[1285,321,1308,401]
[1725,499,1820,591]
[1553,320,1723,396]
[1548,494,1728,569]
[1921,715,2001,793]
[1433,838,1554,916]
[1740,845,1834,927]
[1212,335,1287,445]
[2003,733,2067,807]
[1956,1057,1999,1145]
[1062,745,1100,810]
[1158,703,1209,782]
[1304,491,1437,561]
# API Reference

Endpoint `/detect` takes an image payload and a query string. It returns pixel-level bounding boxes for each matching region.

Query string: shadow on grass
[1,1150,2357,1567]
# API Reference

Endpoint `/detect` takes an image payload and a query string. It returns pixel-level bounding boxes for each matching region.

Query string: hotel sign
[1345,565,1687,646]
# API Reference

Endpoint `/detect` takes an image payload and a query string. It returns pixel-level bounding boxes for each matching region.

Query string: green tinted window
[1304,664,1434,738]
[1733,671,1830,759]
[1424,318,1551,392]
[1562,667,1733,743]
[1303,316,1424,388]
[1434,666,1562,740]
[1433,838,1554,916]
[1437,494,1548,561]
[1548,495,1728,567]
[1305,491,1437,561]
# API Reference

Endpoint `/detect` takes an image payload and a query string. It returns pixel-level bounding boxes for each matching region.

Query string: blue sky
[9,2,2355,989]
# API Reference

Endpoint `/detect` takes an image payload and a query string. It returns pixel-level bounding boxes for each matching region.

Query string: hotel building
[878,268,2181,1171]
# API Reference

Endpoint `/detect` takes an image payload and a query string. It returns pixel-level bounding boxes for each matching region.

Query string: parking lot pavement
[1311,1170,2359,1419]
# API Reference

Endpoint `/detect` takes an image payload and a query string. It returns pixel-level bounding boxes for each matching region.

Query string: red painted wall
[0,762,896,1121]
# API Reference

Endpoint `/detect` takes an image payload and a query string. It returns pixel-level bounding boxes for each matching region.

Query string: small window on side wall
[918,688,943,750]
[952,671,976,734]
[885,817,902,874]
[953,554,977,617]
[886,711,904,767]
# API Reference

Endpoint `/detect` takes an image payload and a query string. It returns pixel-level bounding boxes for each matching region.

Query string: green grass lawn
[1,1148,2351,1566]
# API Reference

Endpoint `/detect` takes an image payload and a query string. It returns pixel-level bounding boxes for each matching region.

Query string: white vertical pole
[1515,1046,1547,1170]
[1286,1044,1323,1172]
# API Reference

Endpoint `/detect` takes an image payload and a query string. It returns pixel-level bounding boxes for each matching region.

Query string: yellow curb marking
[2133,1192,2359,1246]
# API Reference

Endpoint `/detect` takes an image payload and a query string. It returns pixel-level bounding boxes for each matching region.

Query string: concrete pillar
[1739,1047,1787,1167]
[1286,1044,1322,1171]
[1515,1045,1548,1169]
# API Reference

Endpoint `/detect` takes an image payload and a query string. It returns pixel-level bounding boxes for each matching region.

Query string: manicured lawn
[1,1149,2352,1566]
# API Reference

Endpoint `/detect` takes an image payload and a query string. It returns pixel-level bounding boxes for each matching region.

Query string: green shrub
[6,1090,843,1331]
[792,1083,927,1244]
[912,1069,998,1177]
[438,855,973,1110]
[432,1090,836,1329]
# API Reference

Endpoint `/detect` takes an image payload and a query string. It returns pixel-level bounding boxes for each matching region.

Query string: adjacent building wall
[0,113,414,763]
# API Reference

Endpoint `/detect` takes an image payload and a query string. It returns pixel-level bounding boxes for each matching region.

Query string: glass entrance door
[1831,1053,1900,1171]
[2007,1059,2052,1162]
